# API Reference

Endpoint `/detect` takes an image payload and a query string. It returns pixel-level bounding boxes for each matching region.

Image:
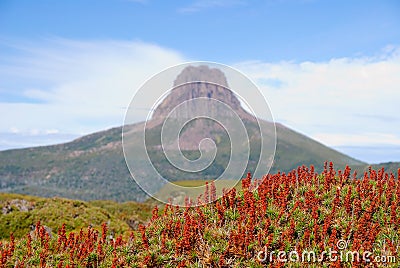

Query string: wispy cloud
[353,113,400,123]
[235,46,400,148]
[178,0,245,13]
[0,38,186,144]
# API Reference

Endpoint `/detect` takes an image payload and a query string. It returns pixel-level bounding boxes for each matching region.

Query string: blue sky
[1,0,399,61]
[0,0,400,163]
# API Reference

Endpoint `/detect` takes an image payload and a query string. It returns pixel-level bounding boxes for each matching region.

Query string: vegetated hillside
[0,193,153,239]
[370,161,400,173]
[271,123,364,173]
[0,125,147,202]
[0,164,399,267]
[0,120,370,202]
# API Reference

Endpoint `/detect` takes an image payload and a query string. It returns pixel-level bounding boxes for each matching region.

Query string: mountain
[1,65,394,203]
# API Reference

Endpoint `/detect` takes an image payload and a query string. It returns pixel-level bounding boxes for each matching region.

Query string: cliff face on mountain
[151,65,254,121]
[149,65,258,151]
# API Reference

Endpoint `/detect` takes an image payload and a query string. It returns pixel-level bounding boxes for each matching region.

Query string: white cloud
[9,127,19,134]
[0,38,187,139]
[45,129,59,135]
[235,46,400,148]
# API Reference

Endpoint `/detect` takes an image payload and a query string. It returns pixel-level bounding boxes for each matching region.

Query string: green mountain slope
[271,123,364,172]
[0,118,376,203]
[0,125,147,202]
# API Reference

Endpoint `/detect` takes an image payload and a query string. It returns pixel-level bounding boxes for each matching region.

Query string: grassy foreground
[0,163,399,267]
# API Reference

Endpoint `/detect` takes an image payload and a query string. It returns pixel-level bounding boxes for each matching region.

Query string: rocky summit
[151,65,254,121]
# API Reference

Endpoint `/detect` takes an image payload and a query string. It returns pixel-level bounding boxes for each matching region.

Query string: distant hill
[1,65,397,203]
[0,126,148,202]
[369,161,400,174]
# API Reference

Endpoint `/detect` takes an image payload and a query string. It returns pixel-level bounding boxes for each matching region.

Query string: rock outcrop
[151,65,254,121]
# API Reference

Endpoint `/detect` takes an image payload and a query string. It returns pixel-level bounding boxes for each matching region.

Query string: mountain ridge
[1,121,398,202]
